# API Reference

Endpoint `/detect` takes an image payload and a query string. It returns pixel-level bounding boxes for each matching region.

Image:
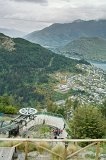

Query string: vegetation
[52,89,85,102]
[70,105,106,139]
[0,33,84,107]
[36,141,50,154]
[99,99,106,118]
[0,140,106,160]
[39,125,51,135]
[60,37,106,61]
[52,143,65,159]
[46,99,58,113]
[0,95,18,114]
[0,34,105,143]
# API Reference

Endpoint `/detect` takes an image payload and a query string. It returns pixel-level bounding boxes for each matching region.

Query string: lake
[90,62,106,71]
[65,55,106,71]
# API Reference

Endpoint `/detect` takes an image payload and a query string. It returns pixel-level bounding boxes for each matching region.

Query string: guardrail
[0,138,105,160]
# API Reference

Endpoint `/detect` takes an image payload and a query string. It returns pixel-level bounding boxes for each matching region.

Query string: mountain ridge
[25,19,106,48]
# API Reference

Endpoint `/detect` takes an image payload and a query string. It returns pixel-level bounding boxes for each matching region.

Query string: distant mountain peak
[73,19,84,23]
[25,19,106,48]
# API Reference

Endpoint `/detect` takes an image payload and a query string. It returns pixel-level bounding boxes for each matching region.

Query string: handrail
[0,138,105,160]
[0,138,105,142]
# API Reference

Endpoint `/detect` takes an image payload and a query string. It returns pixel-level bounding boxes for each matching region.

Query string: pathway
[25,114,68,138]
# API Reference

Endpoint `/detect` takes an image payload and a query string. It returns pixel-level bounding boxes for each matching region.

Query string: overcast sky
[0,0,106,33]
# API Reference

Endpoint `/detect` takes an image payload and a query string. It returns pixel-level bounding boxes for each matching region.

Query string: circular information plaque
[19,108,37,115]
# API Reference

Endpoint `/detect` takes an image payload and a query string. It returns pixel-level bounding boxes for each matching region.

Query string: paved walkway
[25,114,68,138]
[0,113,68,139]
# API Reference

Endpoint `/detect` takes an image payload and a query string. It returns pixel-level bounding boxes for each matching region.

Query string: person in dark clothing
[54,136,57,139]
[63,123,66,129]
[43,119,45,125]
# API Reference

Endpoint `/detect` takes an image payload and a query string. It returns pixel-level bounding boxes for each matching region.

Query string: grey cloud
[0,0,106,32]
[12,0,47,3]
[56,5,106,23]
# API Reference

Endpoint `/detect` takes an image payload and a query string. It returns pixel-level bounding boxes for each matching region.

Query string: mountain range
[25,19,106,49]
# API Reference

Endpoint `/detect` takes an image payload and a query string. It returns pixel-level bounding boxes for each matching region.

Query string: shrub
[70,105,106,139]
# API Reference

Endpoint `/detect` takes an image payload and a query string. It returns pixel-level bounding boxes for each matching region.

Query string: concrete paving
[25,114,68,138]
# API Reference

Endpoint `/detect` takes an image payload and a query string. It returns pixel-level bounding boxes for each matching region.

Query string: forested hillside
[0,33,83,107]
[59,37,106,61]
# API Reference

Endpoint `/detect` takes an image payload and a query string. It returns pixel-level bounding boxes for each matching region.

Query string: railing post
[74,141,78,147]
[25,141,28,160]
[95,142,100,160]
[10,140,13,147]
[64,142,68,160]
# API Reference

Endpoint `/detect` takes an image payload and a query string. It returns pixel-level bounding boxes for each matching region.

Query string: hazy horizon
[0,0,106,32]
[0,18,106,34]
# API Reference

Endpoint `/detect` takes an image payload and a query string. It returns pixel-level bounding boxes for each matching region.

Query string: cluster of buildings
[54,64,106,105]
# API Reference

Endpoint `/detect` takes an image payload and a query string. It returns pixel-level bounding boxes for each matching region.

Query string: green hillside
[60,37,106,62]
[0,33,83,107]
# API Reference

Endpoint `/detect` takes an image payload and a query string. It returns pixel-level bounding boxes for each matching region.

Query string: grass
[0,116,13,121]
[0,141,37,152]
[87,142,106,154]
[29,124,53,138]
[39,125,51,134]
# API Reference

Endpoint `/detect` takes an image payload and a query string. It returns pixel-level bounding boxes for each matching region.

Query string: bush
[70,105,106,139]
[0,96,18,114]
[4,105,17,114]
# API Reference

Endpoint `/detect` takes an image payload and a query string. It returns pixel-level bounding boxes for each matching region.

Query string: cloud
[0,0,106,32]
[12,0,47,4]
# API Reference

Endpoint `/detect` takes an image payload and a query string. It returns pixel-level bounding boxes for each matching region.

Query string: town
[54,64,106,105]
